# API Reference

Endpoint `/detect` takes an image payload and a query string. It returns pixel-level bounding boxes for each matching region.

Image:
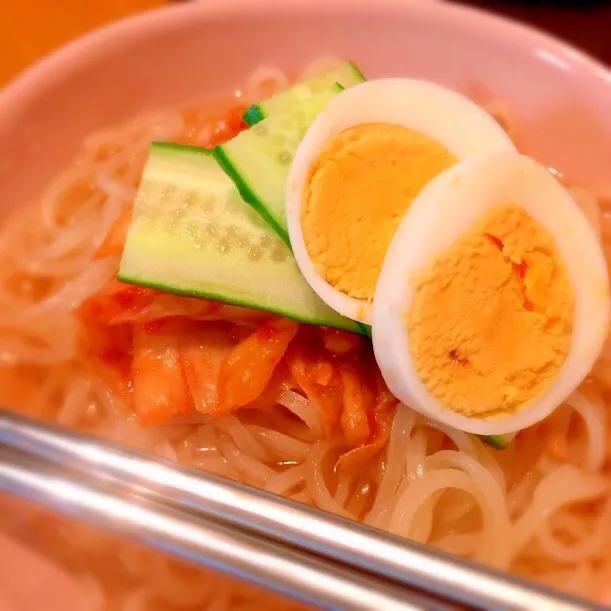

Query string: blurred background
[0,0,610,85]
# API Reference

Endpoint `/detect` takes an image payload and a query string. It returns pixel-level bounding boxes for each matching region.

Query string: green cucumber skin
[243,105,264,126]
[482,434,515,450]
[152,141,211,156]
[243,60,366,126]
[117,271,364,334]
[347,60,366,83]
[215,84,344,245]
[356,322,372,338]
[212,146,290,245]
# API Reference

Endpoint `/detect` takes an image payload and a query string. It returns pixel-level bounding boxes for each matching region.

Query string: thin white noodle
[264,465,306,495]
[56,376,92,426]
[153,441,179,462]
[39,167,96,230]
[218,434,276,484]
[406,493,439,543]
[509,465,609,560]
[506,469,540,519]
[197,456,241,480]
[365,404,415,527]
[97,168,138,202]
[426,451,511,567]
[305,441,352,519]
[250,426,311,460]
[1,258,116,326]
[245,66,290,100]
[404,427,428,484]
[389,468,501,565]
[213,416,269,462]
[0,334,75,366]
[433,532,479,556]
[566,391,607,471]
[423,420,478,455]
[536,506,611,563]
[277,390,323,437]
[473,439,507,492]
[334,477,352,506]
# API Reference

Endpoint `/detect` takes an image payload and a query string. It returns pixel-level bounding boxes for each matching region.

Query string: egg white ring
[372,151,610,435]
[286,78,516,324]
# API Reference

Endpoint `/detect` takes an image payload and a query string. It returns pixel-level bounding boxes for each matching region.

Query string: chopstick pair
[2,447,446,611]
[0,409,603,611]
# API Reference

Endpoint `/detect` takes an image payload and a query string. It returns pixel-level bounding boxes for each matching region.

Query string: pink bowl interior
[0,1,611,607]
[0,0,610,212]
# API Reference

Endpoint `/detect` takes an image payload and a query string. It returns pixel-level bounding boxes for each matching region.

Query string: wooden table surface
[0,0,169,85]
[1,1,609,86]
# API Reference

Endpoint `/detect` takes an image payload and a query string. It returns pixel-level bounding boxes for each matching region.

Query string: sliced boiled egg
[285,78,515,324]
[373,151,610,435]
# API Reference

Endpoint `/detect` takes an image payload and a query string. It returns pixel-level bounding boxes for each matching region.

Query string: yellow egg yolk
[407,204,574,418]
[301,123,457,301]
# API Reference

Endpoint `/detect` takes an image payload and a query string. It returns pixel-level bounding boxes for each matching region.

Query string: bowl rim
[1,0,610,119]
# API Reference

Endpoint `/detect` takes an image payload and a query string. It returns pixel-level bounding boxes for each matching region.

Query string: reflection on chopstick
[0,409,605,611]
[0,446,450,611]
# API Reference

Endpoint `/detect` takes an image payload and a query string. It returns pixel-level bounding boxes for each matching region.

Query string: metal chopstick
[0,446,453,611]
[0,409,605,611]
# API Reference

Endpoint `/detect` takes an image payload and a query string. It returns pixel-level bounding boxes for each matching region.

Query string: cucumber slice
[214,84,344,244]
[483,433,517,450]
[118,142,362,333]
[243,61,365,125]
[357,323,372,338]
